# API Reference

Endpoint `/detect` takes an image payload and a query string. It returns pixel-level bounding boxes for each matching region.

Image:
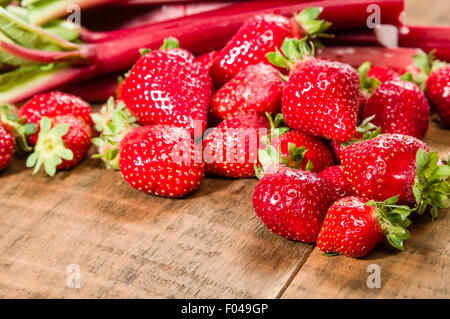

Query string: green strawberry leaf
[413,149,450,219]
[358,61,382,95]
[91,98,138,170]
[26,116,74,177]
[0,103,36,152]
[293,6,333,47]
[160,37,180,50]
[267,38,313,70]
[369,198,412,251]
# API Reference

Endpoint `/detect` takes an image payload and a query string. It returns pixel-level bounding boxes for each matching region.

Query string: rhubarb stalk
[324,25,450,62]
[0,0,405,103]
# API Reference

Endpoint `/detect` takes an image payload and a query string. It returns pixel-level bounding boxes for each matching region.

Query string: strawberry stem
[292,6,333,48]
[26,116,73,176]
[358,61,381,95]
[0,103,36,152]
[366,196,412,251]
[412,149,450,220]
[91,98,138,170]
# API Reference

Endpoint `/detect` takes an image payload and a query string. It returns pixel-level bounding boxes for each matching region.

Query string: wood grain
[282,123,450,299]
[0,0,448,299]
[0,153,314,298]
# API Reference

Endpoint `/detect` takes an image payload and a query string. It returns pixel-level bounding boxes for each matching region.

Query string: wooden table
[0,0,449,299]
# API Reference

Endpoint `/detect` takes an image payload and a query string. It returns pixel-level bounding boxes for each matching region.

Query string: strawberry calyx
[412,149,450,220]
[25,116,73,176]
[255,143,313,179]
[358,62,381,96]
[366,195,412,251]
[160,37,180,50]
[403,49,447,90]
[139,37,180,56]
[0,103,36,152]
[267,37,314,70]
[91,97,138,170]
[257,112,314,177]
[265,112,290,141]
[339,115,380,149]
[291,7,333,49]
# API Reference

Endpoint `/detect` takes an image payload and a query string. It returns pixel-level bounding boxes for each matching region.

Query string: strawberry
[367,65,400,83]
[91,98,138,170]
[1,103,37,150]
[358,61,399,96]
[116,77,126,100]
[426,65,450,127]
[269,38,360,143]
[317,196,411,258]
[253,162,330,243]
[211,7,332,84]
[0,104,37,171]
[341,134,450,219]
[210,14,291,85]
[318,165,354,203]
[197,50,217,72]
[330,115,380,162]
[19,91,93,145]
[265,113,334,173]
[121,38,213,136]
[356,93,366,123]
[203,111,270,178]
[26,115,93,176]
[363,80,430,139]
[0,123,15,172]
[119,125,204,198]
[357,62,400,125]
[211,63,283,120]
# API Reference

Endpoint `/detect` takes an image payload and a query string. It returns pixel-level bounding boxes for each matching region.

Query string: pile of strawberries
[0,8,449,258]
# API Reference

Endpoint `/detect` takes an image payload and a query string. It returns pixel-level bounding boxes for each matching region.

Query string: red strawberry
[317,196,411,258]
[116,77,126,100]
[203,111,270,178]
[0,123,15,171]
[330,115,380,162]
[0,104,37,171]
[367,65,401,83]
[210,14,292,85]
[119,125,204,197]
[356,93,366,123]
[19,91,93,145]
[253,164,330,243]
[318,165,354,203]
[197,50,217,72]
[363,80,430,139]
[122,38,213,136]
[268,125,334,173]
[269,38,360,143]
[211,63,283,120]
[426,65,450,127]
[26,115,93,176]
[341,134,450,219]
[211,7,331,84]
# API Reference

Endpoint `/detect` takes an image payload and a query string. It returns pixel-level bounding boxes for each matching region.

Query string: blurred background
[406,0,449,25]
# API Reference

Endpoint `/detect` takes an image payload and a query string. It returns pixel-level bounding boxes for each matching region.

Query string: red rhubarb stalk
[317,46,419,73]
[324,25,450,62]
[83,0,403,43]
[0,0,405,103]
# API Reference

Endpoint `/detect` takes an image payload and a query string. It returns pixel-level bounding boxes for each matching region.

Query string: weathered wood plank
[0,154,313,298]
[281,122,450,299]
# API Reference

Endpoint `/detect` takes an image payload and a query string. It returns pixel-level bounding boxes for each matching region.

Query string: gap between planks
[275,247,315,299]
